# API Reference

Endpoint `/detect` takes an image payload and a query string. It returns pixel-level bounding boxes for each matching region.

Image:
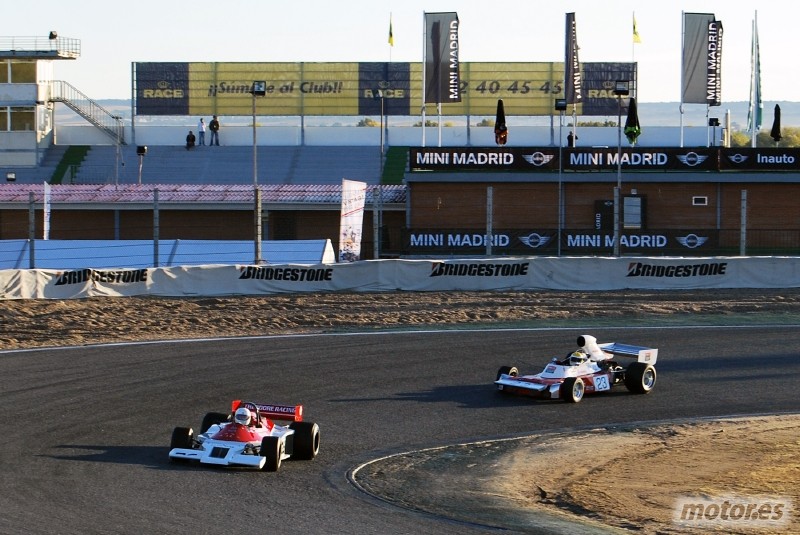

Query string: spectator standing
[186,130,196,150]
[209,115,220,146]
[567,131,578,147]
[197,118,206,145]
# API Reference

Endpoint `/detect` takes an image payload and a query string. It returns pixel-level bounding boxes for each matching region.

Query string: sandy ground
[2,288,799,533]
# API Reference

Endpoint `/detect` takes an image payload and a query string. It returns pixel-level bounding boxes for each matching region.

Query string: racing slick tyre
[561,377,585,403]
[170,427,194,451]
[200,412,229,433]
[624,362,657,394]
[289,421,321,461]
[260,436,283,472]
[496,366,519,381]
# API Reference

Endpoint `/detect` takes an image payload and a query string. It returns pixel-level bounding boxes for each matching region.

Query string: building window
[623,195,645,229]
[10,107,35,131]
[692,196,708,206]
[10,61,36,83]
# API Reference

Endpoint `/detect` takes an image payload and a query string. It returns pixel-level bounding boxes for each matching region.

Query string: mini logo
[676,234,709,248]
[157,80,170,89]
[519,233,551,248]
[522,152,555,166]
[677,152,709,166]
[727,153,749,164]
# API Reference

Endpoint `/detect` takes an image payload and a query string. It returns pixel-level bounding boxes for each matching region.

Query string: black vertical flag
[624,97,641,145]
[564,12,582,105]
[424,12,460,104]
[494,99,508,145]
[770,104,782,143]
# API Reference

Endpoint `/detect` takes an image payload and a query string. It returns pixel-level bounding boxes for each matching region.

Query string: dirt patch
[1,288,799,350]
[355,415,799,534]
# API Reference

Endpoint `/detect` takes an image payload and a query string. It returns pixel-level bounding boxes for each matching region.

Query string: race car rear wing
[598,342,658,365]
[231,400,304,422]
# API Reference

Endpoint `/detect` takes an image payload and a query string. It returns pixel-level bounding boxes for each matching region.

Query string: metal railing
[0,36,80,58]
[50,81,124,144]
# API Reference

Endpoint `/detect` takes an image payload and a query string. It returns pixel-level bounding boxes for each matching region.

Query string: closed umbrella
[770,104,782,144]
[624,97,641,145]
[494,99,508,146]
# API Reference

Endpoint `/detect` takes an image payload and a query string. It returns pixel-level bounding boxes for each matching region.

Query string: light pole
[613,80,629,257]
[250,81,266,263]
[251,81,266,186]
[373,88,386,258]
[136,145,147,185]
[555,98,567,256]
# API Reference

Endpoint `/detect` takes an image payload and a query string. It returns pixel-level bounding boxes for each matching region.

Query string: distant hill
[57,99,797,129]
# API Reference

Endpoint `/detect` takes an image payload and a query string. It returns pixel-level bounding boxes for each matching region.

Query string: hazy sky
[4,0,791,104]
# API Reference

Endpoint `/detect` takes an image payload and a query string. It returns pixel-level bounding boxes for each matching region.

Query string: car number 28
[593,375,611,391]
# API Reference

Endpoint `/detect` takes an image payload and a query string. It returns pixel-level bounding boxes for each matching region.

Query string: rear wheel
[200,412,229,433]
[289,422,320,460]
[624,362,657,394]
[260,436,283,472]
[561,377,585,403]
[170,427,193,450]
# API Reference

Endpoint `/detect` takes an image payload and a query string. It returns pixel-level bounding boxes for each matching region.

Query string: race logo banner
[682,13,715,104]
[424,12,460,104]
[338,179,368,263]
[135,62,190,115]
[706,19,723,106]
[564,12,582,105]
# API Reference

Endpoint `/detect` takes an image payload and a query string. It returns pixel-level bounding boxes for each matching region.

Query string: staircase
[50,81,125,145]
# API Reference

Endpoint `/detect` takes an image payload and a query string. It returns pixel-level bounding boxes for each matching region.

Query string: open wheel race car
[495,335,658,403]
[168,400,320,471]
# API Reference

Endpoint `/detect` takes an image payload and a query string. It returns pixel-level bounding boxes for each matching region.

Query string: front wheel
[170,427,193,450]
[561,377,585,403]
[624,362,657,394]
[289,421,320,460]
[260,436,283,472]
[496,366,519,381]
[200,412,229,433]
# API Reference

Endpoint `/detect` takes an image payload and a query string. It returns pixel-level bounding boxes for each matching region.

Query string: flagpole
[679,11,685,147]
[750,11,759,148]
[421,11,426,147]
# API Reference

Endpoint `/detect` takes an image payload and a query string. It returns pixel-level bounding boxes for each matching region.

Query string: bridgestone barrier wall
[2,256,798,300]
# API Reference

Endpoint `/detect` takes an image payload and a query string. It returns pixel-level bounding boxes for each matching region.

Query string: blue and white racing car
[495,335,658,403]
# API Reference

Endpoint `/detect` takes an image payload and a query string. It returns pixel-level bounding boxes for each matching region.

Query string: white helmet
[569,351,588,366]
[234,407,252,425]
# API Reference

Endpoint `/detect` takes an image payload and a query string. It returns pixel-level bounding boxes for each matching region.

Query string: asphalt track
[2,325,799,535]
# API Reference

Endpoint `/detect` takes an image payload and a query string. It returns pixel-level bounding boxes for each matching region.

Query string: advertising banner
[706,19,723,106]
[682,13,715,104]
[719,148,800,171]
[404,229,720,256]
[338,179,367,263]
[410,147,559,171]
[565,12,582,105]
[2,256,799,299]
[423,12,460,104]
[409,147,720,172]
[134,61,634,117]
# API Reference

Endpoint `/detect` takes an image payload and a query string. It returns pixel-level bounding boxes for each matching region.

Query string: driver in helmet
[233,407,254,427]
[567,350,588,366]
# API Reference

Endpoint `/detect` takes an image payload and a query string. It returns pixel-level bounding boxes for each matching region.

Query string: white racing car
[495,335,658,403]
[168,400,320,471]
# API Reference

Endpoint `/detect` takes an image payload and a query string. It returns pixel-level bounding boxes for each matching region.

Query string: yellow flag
[388,15,394,46]
[633,13,642,43]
